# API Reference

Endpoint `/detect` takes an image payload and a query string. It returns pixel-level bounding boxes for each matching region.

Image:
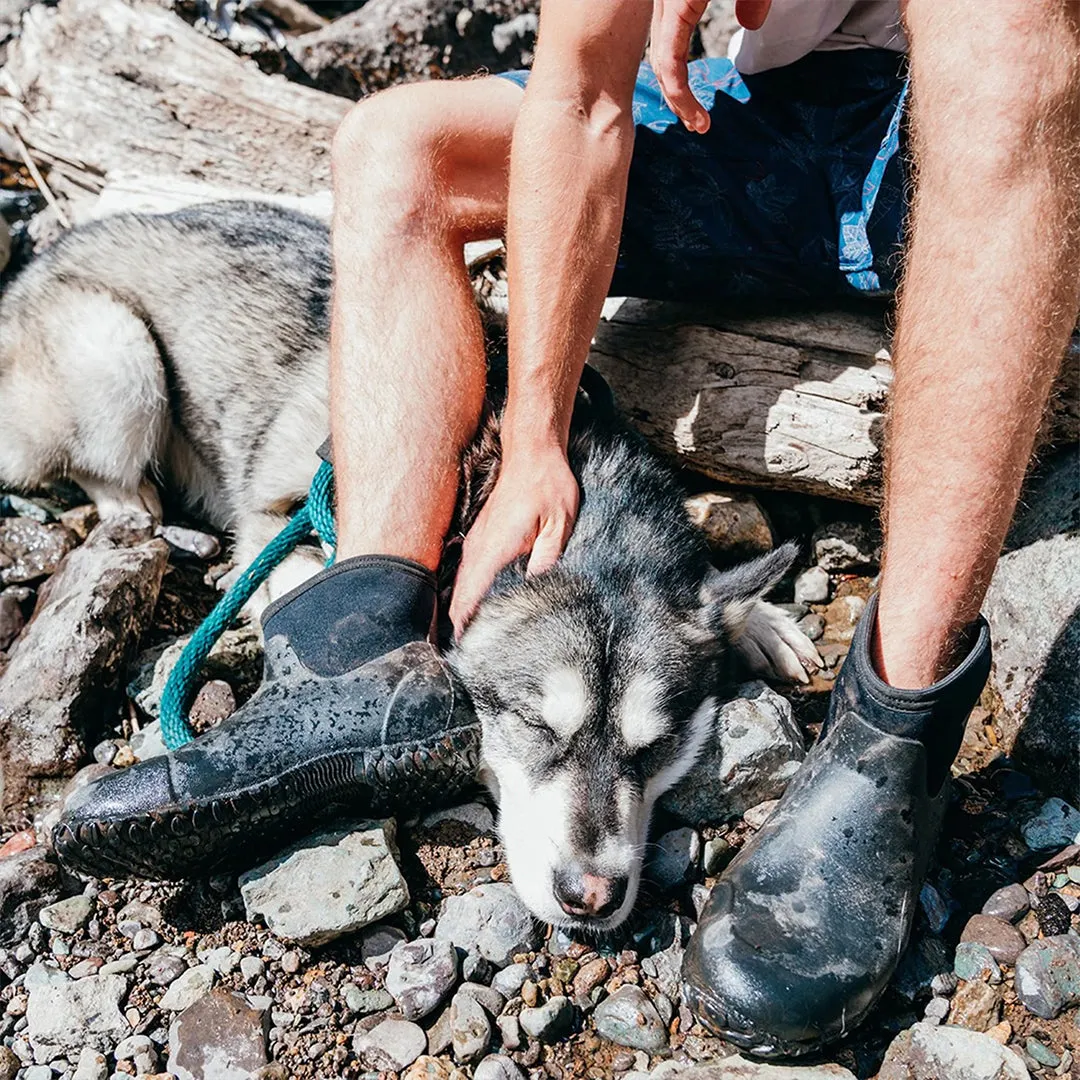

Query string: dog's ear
[697,541,800,638]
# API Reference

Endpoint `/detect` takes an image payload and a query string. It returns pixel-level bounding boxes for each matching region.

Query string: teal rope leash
[159,460,337,751]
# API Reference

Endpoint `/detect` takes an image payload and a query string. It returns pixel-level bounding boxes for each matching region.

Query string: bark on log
[0,514,169,808]
[0,0,349,202]
[588,298,1079,504]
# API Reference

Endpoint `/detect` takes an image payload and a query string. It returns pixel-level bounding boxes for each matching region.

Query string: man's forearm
[876,0,1080,684]
[502,8,649,456]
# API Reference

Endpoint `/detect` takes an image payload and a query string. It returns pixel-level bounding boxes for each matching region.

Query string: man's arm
[874,0,1080,685]
[449,0,651,631]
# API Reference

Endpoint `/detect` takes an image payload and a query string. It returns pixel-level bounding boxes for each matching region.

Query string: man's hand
[649,0,772,133]
[449,446,580,635]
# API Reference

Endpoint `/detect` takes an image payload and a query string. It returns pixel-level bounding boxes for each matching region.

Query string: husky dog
[0,203,333,607]
[0,202,819,929]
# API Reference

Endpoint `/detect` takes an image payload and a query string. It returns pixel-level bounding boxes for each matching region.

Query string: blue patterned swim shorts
[498,48,908,302]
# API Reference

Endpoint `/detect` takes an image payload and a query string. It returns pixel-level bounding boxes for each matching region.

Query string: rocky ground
[0,1,1078,1078]
[1,470,1078,1080]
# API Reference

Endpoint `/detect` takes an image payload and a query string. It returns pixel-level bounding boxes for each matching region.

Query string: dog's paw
[734,600,822,684]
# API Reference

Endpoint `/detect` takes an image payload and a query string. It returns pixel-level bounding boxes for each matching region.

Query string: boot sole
[53,726,481,880]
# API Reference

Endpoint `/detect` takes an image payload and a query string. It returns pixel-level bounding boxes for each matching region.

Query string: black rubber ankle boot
[54,556,481,880]
[681,594,991,1058]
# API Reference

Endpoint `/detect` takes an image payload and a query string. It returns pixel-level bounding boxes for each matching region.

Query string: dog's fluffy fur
[0,202,819,929]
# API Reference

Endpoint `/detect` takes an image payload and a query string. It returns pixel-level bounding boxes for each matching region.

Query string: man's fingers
[525,515,570,578]
[450,532,514,637]
[651,0,711,132]
[734,0,771,30]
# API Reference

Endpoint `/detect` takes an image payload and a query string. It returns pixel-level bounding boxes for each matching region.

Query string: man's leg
[874,7,1080,689]
[683,1,1080,1058]
[55,77,525,881]
[330,78,522,569]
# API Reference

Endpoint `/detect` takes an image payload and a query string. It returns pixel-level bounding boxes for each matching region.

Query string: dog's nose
[553,870,628,920]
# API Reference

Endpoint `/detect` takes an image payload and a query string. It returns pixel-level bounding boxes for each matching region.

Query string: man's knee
[332,85,450,233]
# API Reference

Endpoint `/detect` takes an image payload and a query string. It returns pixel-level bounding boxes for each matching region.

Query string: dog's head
[451,542,803,931]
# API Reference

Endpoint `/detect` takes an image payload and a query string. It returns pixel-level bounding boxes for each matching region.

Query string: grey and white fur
[0,201,820,930]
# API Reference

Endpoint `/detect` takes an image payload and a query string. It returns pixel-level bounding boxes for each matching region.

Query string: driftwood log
[589,298,1079,504]
[0,0,349,202]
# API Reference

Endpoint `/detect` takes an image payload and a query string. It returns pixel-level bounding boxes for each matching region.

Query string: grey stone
[958,915,1026,966]
[649,828,700,892]
[425,1002,454,1057]
[115,899,162,931]
[684,491,774,559]
[1013,935,1080,1019]
[384,938,459,1021]
[794,566,830,605]
[167,988,269,1080]
[702,837,731,875]
[475,1054,527,1080]
[38,894,92,935]
[71,1046,107,1080]
[923,996,950,1022]
[99,953,140,976]
[893,934,953,1000]
[497,1013,522,1051]
[342,985,393,1015]
[158,964,215,1011]
[796,613,825,642]
[953,942,1001,984]
[155,524,221,560]
[435,883,542,968]
[593,985,668,1053]
[240,955,265,983]
[456,981,506,1018]
[127,623,262,721]
[144,951,186,986]
[661,682,805,826]
[450,989,492,1063]
[353,1018,426,1072]
[113,1034,153,1060]
[983,452,1080,804]
[0,514,169,805]
[23,1066,52,1080]
[518,996,574,1042]
[981,883,1030,922]
[639,1059,857,1078]
[0,588,24,650]
[0,517,76,586]
[25,973,128,1063]
[491,962,530,999]
[197,946,239,974]
[359,923,408,968]
[743,800,779,829]
[918,883,950,935]
[239,819,408,946]
[131,928,159,951]
[1020,798,1080,851]
[878,1021,1029,1080]
[812,521,880,572]
[463,951,494,984]
[421,802,497,835]
[129,720,167,762]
